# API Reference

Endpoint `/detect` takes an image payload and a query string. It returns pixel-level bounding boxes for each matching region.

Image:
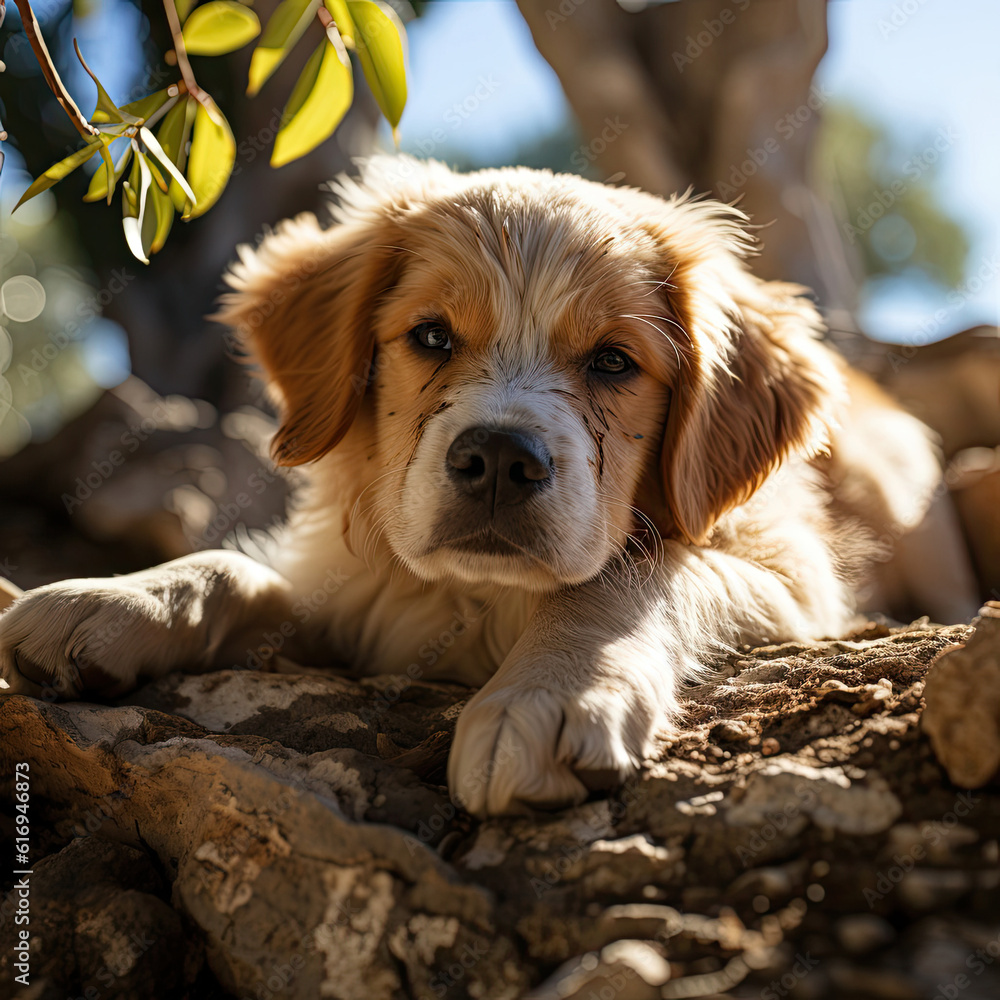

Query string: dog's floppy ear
[216,211,402,466]
[639,199,845,543]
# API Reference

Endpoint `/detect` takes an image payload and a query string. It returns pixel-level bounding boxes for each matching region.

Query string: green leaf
[183,1,261,56]
[75,40,132,125]
[157,97,197,212]
[92,122,133,138]
[140,125,198,207]
[149,183,176,254]
[137,154,159,259]
[84,142,133,203]
[271,36,352,168]
[141,152,169,194]
[119,89,174,126]
[325,0,355,46]
[184,96,235,219]
[348,0,406,128]
[157,98,191,162]
[14,139,103,211]
[122,180,138,215]
[247,0,319,97]
[97,142,115,205]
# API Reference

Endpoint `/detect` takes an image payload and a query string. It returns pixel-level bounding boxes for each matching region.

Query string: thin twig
[161,0,201,101]
[13,0,98,137]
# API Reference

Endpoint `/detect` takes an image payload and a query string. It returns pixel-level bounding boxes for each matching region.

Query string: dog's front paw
[447,686,644,818]
[0,580,180,699]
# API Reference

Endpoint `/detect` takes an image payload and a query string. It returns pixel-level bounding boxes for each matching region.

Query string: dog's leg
[448,545,849,817]
[0,551,319,698]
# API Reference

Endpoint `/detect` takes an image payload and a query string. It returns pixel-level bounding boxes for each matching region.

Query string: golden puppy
[0,157,974,816]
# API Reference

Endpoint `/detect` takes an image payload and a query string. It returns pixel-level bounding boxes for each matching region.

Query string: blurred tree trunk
[516,0,862,357]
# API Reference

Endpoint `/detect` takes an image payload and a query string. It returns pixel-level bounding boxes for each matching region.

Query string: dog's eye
[591,348,634,376]
[410,321,452,351]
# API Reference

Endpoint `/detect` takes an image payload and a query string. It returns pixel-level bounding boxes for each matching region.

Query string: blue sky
[393,0,1000,344]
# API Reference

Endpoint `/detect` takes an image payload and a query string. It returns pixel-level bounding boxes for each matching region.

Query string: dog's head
[218,157,842,590]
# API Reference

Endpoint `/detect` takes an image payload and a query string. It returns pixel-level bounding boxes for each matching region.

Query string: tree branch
[162,0,201,101]
[13,0,98,137]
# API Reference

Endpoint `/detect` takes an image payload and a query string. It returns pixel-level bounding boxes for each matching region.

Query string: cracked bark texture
[3,613,1000,1000]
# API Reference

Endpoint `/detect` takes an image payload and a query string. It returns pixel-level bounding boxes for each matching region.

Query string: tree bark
[516,0,860,324]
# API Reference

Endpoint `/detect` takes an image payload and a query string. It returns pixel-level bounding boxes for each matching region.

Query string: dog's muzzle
[446,426,553,514]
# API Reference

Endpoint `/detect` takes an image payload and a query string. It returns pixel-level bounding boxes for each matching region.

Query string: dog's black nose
[446,427,553,508]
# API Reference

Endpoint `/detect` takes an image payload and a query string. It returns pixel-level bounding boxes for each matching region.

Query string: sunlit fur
[0,157,966,818]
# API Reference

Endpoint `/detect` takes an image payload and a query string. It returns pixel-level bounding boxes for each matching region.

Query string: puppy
[0,157,966,816]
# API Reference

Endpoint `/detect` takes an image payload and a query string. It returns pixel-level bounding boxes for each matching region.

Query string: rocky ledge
[2,611,1000,1000]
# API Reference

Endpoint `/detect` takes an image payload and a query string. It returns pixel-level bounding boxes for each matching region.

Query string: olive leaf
[75,39,135,125]
[156,97,197,213]
[348,0,406,130]
[83,141,133,204]
[11,0,409,262]
[248,0,320,97]
[14,138,105,211]
[118,89,175,127]
[271,31,353,168]
[183,1,261,56]
[325,0,355,46]
[184,96,236,218]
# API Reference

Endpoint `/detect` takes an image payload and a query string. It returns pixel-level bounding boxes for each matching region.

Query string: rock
[726,758,902,836]
[835,914,896,955]
[951,450,1000,596]
[526,940,670,1000]
[0,697,525,1000]
[923,603,1000,786]
[827,961,923,999]
[0,837,195,1000]
[4,618,1000,998]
